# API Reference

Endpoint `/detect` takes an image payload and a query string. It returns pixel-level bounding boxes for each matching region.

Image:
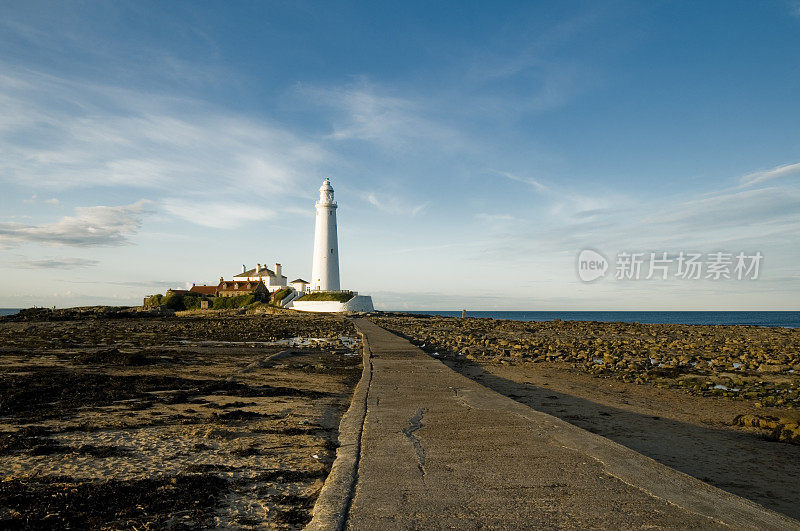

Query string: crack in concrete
[402,408,427,478]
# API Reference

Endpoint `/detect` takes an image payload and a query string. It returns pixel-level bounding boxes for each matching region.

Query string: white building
[290,278,310,292]
[310,178,340,291]
[233,262,287,292]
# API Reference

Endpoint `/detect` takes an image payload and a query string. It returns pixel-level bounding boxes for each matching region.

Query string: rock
[758,364,788,373]
[372,313,800,409]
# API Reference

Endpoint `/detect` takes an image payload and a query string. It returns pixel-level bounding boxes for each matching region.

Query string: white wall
[237,275,287,289]
[289,295,374,313]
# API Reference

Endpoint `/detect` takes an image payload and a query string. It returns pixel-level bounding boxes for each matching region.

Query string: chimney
[257,263,262,275]
[242,264,246,274]
[275,263,282,278]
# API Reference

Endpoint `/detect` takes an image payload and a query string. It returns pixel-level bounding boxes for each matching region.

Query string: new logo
[577,249,608,282]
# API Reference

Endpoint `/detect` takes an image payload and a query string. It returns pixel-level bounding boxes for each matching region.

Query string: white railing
[309,289,355,294]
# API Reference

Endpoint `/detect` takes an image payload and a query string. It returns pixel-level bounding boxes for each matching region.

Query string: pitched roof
[189,285,217,296]
[291,278,309,284]
[234,267,275,278]
[217,280,265,291]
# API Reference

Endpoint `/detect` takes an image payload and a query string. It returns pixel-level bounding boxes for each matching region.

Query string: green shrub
[296,291,354,302]
[212,294,254,309]
[144,292,207,311]
[182,295,203,310]
[161,293,185,310]
[270,287,293,307]
[143,294,163,309]
[158,293,204,311]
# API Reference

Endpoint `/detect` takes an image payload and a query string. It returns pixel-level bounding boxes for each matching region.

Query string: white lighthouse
[287,178,374,312]
[311,178,340,291]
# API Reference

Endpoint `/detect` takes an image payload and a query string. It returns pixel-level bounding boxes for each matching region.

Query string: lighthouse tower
[311,178,340,291]
[288,178,374,312]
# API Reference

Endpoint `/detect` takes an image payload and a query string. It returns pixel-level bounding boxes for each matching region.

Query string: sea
[1,307,797,327]
[400,311,800,328]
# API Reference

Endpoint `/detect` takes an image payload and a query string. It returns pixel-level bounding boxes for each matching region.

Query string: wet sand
[0,311,361,529]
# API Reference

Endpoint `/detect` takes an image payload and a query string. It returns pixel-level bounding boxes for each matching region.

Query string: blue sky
[1,0,799,310]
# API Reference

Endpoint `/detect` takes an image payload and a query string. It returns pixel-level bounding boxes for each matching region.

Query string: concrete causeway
[310,318,799,530]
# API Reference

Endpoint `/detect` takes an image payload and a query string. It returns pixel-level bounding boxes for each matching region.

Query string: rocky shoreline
[4,307,800,527]
[373,313,800,443]
[0,311,361,529]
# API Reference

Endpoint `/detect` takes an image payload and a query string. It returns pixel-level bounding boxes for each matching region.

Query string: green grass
[295,291,354,303]
[270,287,293,307]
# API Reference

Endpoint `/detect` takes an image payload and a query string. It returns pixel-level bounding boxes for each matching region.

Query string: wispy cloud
[362,191,429,217]
[467,8,602,82]
[464,166,800,282]
[476,213,517,222]
[740,162,800,187]
[461,8,607,118]
[12,257,99,269]
[641,187,800,243]
[161,198,275,229]
[0,66,327,196]
[282,206,315,218]
[65,279,187,288]
[301,80,462,151]
[491,169,548,191]
[20,195,60,206]
[0,200,152,247]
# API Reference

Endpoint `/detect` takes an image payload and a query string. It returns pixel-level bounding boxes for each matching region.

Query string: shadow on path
[439,355,800,521]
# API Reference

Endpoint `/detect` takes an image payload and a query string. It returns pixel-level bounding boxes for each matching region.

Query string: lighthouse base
[288,294,374,313]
